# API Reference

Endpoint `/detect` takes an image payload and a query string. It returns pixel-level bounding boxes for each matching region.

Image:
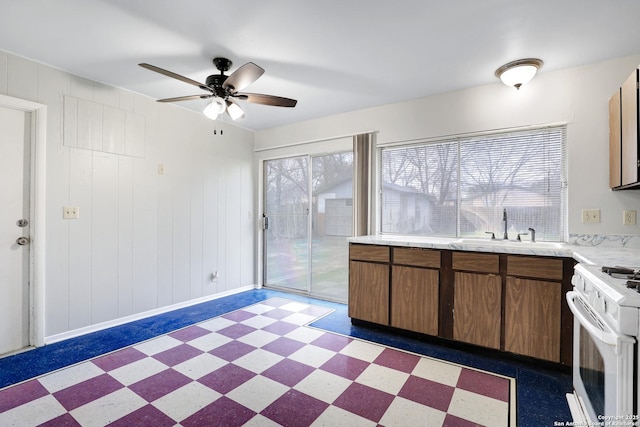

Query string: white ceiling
[2,0,640,131]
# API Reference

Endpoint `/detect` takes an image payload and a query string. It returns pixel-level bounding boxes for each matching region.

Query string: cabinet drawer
[452,252,499,274]
[506,255,563,280]
[349,244,390,263]
[393,247,441,268]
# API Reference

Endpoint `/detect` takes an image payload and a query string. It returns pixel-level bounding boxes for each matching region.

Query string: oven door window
[579,324,605,418]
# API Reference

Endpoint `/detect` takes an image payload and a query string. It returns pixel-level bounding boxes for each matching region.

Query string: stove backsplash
[569,234,640,249]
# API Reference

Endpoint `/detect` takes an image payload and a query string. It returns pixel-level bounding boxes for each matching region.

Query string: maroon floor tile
[262,308,294,320]
[198,363,255,394]
[129,369,192,402]
[319,353,369,380]
[310,333,351,352]
[168,325,211,342]
[332,382,395,422]
[261,320,299,336]
[181,396,256,427]
[208,340,256,362]
[222,310,257,322]
[39,413,81,426]
[53,373,123,411]
[456,367,511,402]
[261,336,306,357]
[262,359,315,387]
[373,348,420,374]
[397,375,455,412]
[108,403,176,427]
[217,323,257,339]
[0,379,49,412]
[92,347,147,372]
[261,389,329,427]
[153,343,203,367]
[443,413,485,426]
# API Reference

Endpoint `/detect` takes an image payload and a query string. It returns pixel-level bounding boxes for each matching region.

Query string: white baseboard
[44,285,257,345]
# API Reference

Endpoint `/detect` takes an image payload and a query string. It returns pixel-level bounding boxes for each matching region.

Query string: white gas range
[567,263,640,424]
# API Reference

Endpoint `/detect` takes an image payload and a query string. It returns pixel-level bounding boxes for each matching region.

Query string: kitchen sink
[454,238,566,249]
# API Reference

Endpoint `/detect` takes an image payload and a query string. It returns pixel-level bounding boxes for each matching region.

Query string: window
[380,126,566,241]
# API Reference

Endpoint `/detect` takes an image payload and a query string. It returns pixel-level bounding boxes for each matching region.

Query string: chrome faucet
[528,227,536,242]
[502,208,508,240]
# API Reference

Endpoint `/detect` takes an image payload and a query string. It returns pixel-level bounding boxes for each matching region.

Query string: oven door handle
[566,291,634,349]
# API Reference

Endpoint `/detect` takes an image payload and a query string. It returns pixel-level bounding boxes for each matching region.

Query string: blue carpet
[0,288,572,426]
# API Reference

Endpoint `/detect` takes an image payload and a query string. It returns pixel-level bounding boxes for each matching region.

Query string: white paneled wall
[0,50,255,339]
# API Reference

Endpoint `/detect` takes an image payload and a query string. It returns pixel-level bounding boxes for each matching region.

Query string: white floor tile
[338,340,385,362]
[187,331,232,352]
[242,303,277,315]
[0,395,66,427]
[379,396,446,427]
[233,348,284,374]
[109,357,167,386]
[355,364,410,395]
[70,388,147,427]
[39,361,104,393]
[280,302,311,312]
[198,316,236,332]
[447,388,509,426]
[239,314,278,329]
[152,381,221,422]
[294,369,352,403]
[173,352,227,380]
[284,326,325,343]
[288,345,336,368]
[410,357,462,387]
[226,375,289,413]
[282,312,317,325]
[310,405,377,427]
[237,329,281,348]
[133,335,182,356]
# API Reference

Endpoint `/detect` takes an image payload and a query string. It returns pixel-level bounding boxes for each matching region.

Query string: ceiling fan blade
[222,62,264,92]
[156,94,212,103]
[226,100,245,121]
[236,92,297,107]
[139,63,210,91]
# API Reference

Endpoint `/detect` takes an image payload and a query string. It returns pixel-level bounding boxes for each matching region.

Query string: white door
[0,106,31,355]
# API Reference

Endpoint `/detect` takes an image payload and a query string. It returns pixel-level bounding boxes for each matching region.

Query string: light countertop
[348,235,640,269]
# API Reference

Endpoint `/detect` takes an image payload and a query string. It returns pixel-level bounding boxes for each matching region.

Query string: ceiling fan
[139,57,297,121]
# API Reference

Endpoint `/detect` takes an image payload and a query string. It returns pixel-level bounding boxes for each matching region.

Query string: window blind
[380,126,567,241]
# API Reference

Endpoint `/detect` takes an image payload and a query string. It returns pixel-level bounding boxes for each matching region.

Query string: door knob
[16,237,29,245]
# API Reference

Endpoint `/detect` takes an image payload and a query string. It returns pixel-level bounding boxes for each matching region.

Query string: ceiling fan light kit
[139,57,297,121]
[495,58,543,89]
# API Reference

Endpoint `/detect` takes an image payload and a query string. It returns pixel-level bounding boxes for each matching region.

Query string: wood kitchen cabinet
[391,248,440,335]
[505,256,563,362]
[610,67,640,189]
[452,252,502,349]
[348,245,389,325]
[347,243,574,366]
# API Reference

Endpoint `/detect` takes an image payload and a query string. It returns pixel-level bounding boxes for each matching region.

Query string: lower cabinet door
[391,266,439,335]
[348,261,389,325]
[453,272,502,349]
[505,277,561,362]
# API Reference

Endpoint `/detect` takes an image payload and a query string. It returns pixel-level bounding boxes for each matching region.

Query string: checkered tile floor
[0,298,514,426]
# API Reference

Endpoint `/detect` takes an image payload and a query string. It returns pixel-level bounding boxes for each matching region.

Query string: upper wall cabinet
[610,67,640,190]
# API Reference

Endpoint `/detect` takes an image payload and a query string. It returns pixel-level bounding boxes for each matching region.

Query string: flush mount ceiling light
[495,58,543,89]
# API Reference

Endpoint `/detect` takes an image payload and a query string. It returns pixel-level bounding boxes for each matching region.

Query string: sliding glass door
[264,152,353,302]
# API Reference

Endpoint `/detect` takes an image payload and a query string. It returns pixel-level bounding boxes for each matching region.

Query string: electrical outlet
[624,210,637,225]
[581,209,600,223]
[63,206,79,219]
